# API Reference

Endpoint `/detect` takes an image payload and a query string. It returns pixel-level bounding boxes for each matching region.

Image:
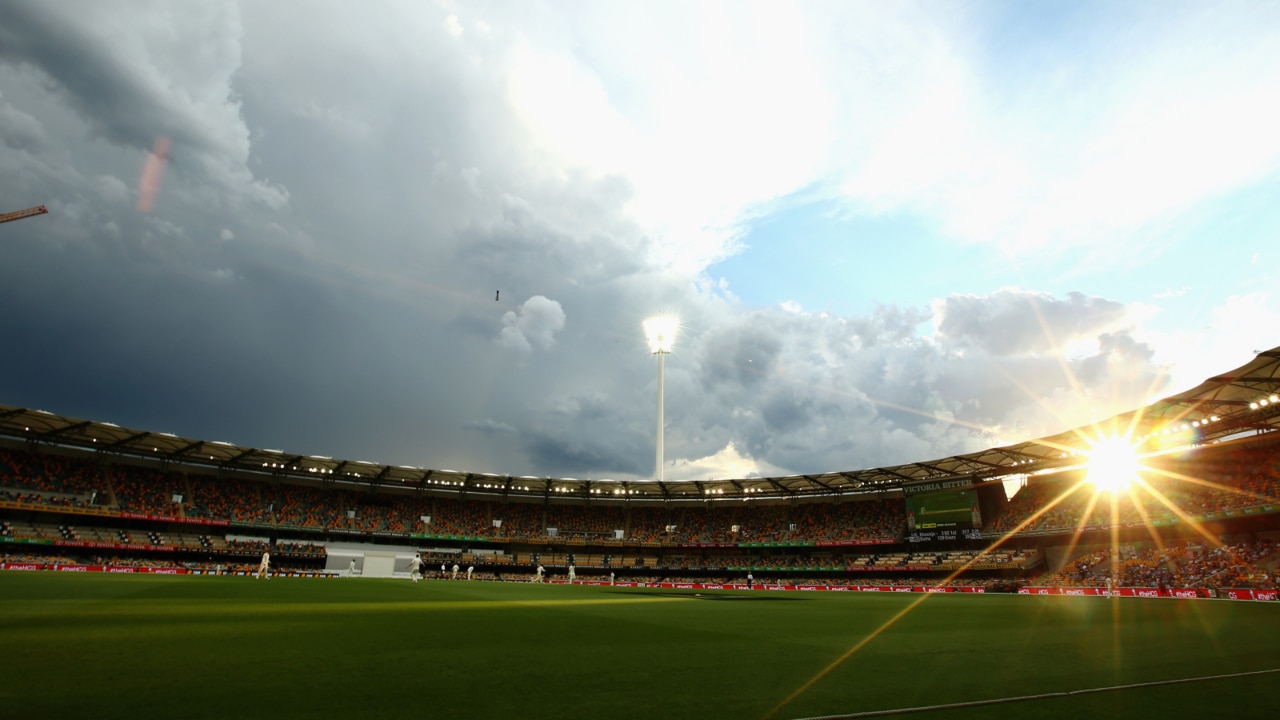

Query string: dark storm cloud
[0,236,394,454]
[696,320,784,390]
[0,4,164,150]
[0,2,1177,483]
[0,1,284,210]
[0,102,47,150]
[452,179,646,294]
[523,392,654,477]
[761,387,812,435]
[465,419,516,435]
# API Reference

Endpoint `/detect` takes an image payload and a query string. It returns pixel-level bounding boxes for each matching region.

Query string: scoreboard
[903,478,983,542]
[907,526,983,543]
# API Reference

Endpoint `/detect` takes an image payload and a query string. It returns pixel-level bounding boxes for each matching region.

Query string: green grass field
[2,573,1278,720]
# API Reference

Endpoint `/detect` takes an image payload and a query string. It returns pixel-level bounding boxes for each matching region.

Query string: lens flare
[137,135,171,212]
[1086,436,1140,493]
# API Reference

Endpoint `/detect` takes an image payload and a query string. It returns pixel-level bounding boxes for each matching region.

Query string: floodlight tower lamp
[643,316,678,483]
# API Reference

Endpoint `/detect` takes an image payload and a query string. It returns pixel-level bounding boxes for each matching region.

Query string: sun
[1086,435,1141,493]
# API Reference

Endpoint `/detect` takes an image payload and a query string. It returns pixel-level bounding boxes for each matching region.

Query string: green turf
[1,574,1278,719]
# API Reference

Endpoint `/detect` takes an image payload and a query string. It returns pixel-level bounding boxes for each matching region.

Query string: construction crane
[0,205,49,225]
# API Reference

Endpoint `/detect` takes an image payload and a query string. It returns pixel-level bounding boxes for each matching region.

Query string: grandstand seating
[2,441,1279,590]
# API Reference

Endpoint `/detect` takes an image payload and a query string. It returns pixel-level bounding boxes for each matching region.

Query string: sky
[1,0,1278,483]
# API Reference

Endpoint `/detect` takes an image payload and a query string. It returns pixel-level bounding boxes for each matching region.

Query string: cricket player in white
[534,564,545,583]
[567,565,576,584]
[466,565,474,581]
[408,554,423,584]
[348,558,357,577]
[256,552,270,579]
[451,562,459,580]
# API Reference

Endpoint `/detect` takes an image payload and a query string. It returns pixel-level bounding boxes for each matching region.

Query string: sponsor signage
[119,512,228,527]
[901,478,973,496]
[53,540,177,552]
[1017,586,1233,600]
[41,564,192,575]
[0,563,1271,600]
[734,541,897,549]
[0,536,53,546]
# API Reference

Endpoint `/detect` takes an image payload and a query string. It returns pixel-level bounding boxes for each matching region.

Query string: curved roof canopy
[2,348,1278,502]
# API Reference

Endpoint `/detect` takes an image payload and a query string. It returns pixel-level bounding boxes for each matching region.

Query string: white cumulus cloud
[498,295,566,355]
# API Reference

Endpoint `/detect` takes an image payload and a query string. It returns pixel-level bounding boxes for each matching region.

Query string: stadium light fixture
[643,316,678,483]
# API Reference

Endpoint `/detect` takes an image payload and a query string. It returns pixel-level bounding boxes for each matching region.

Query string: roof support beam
[104,430,152,451]
[803,474,834,492]
[766,478,794,496]
[168,439,205,459]
[220,447,258,469]
[37,420,91,441]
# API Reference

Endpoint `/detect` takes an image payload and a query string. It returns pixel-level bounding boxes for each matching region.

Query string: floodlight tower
[643,317,678,483]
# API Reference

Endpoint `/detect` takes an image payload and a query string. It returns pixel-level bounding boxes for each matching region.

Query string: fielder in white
[256,551,270,579]
[466,565,474,581]
[534,564,545,583]
[408,554,423,584]
[451,562,460,580]
[567,565,576,584]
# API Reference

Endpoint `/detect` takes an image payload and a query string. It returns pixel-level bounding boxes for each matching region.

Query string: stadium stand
[3,418,1279,593]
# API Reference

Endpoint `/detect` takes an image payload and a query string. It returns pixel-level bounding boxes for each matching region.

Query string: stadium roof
[2,347,1278,502]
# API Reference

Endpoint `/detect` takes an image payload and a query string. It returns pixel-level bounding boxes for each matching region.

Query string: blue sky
[1,0,1278,482]
[721,178,1280,338]
[719,201,984,317]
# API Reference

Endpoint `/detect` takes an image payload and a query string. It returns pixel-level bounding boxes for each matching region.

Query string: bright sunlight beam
[1086,436,1141,493]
